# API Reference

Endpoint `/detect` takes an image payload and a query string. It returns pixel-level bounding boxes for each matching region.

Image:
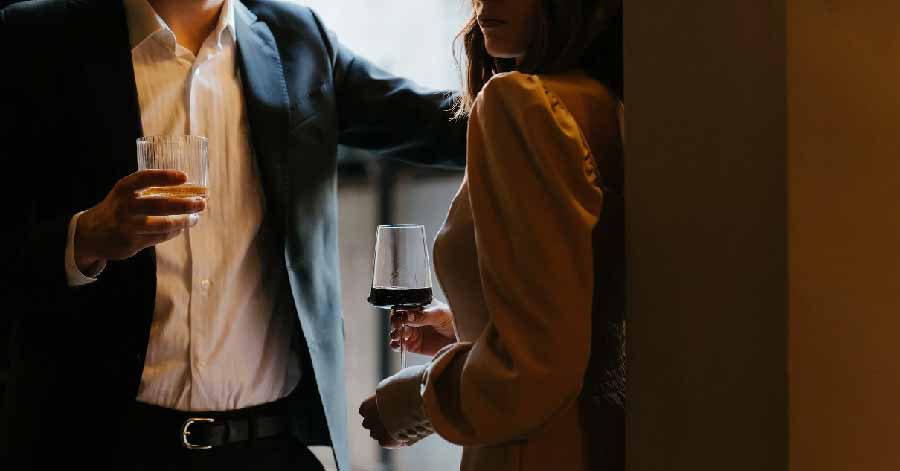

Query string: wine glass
[368,224,434,370]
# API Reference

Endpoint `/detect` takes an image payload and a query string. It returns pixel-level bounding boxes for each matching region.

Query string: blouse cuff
[376,364,434,444]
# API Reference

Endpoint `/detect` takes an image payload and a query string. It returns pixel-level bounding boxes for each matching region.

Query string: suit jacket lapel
[67,0,144,193]
[234,2,291,223]
[65,0,157,374]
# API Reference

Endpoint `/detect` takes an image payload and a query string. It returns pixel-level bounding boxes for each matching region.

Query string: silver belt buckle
[181,417,215,450]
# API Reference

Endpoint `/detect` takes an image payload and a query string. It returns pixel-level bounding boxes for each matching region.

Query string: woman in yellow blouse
[359,0,625,469]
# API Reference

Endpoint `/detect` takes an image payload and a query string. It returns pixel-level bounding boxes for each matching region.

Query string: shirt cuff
[375,364,434,444]
[65,211,105,287]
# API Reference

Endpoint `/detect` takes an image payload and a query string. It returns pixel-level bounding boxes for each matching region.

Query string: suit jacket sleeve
[308,11,467,169]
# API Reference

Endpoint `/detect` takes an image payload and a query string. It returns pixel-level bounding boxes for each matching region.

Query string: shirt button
[200,279,211,291]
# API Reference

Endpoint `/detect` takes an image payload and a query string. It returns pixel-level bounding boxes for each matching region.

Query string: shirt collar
[214,0,236,49]
[123,0,236,53]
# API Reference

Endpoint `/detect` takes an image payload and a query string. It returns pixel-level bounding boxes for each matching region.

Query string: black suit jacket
[0,1,466,468]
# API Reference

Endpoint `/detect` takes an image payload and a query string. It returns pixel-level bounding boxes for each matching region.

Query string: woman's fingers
[390,313,404,331]
[390,326,413,340]
[403,310,425,326]
[392,309,437,328]
[390,328,423,353]
[390,326,421,341]
[390,308,421,326]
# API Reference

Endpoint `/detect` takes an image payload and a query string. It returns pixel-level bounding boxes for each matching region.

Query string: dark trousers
[123,435,326,471]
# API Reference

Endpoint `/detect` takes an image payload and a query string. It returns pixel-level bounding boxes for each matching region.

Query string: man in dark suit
[0,0,465,469]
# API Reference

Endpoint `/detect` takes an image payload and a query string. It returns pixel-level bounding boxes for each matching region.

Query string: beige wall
[788,2,900,470]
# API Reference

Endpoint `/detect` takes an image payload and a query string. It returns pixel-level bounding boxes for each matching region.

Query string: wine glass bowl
[368,224,434,369]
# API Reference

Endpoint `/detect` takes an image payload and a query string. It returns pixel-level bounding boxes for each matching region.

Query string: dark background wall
[625,1,789,470]
[788,1,900,469]
[0,0,26,397]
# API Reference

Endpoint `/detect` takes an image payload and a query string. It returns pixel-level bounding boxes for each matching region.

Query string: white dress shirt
[65,0,300,412]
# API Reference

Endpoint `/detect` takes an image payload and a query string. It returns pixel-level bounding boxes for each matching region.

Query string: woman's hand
[391,301,456,357]
[359,395,405,449]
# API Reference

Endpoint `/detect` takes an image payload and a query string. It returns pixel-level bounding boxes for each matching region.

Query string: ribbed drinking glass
[136,135,209,198]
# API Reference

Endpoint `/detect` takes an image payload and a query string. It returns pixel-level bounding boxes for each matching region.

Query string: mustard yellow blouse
[376,71,623,471]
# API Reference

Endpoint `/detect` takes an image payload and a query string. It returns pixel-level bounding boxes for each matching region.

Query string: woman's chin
[484,41,525,62]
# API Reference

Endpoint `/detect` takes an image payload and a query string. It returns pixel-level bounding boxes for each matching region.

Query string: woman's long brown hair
[453,0,623,119]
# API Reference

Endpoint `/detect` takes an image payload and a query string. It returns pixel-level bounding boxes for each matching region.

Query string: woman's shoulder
[468,71,620,203]
[472,71,620,153]
[478,71,541,100]
[475,71,619,117]
[473,72,546,117]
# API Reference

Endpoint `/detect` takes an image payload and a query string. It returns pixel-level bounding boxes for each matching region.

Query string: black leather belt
[128,398,291,451]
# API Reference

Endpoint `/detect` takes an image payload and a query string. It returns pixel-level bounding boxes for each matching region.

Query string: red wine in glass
[368,287,433,309]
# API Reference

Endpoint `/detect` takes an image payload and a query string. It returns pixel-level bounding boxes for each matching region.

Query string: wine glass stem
[400,323,407,369]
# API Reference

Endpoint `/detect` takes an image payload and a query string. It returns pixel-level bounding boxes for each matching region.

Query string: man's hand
[359,394,405,449]
[74,170,206,274]
[391,301,456,357]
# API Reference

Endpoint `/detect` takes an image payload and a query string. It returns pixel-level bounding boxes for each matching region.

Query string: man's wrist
[75,240,100,276]
[74,211,103,270]
[76,256,104,277]
[68,211,106,283]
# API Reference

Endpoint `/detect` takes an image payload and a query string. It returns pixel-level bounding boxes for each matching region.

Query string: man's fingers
[131,196,206,216]
[134,214,199,234]
[117,169,187,195]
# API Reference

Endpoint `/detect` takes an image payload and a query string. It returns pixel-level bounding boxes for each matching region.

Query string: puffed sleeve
[376,72,619,446]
